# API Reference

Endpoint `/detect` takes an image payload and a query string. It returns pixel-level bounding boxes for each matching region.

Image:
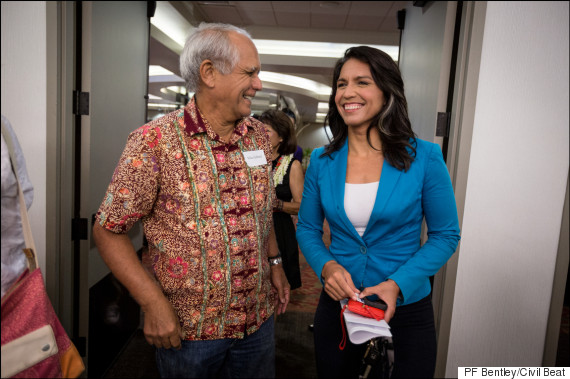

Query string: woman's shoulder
[412,138,441,159]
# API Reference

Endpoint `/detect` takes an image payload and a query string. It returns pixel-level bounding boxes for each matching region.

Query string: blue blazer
[296,138,460,306]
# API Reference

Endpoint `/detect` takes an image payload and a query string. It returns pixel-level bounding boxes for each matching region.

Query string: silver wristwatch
[268,254,282,266]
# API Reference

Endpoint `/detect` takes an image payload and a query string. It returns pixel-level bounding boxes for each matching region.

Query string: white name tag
[243,150,268,167]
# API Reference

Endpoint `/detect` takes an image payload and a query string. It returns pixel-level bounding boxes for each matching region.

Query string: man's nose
[252,75,262,91]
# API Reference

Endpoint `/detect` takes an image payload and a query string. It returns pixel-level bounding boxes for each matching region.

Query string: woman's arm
[280,159,304,215]
[387,143,461,301]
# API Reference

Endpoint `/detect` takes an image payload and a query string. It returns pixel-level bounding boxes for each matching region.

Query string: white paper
[242,150,267,167]
[340,299,392,344]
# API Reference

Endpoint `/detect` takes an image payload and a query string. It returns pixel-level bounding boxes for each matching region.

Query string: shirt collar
[183,96,250,142]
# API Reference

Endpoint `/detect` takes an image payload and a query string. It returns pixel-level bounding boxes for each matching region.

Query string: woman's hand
[359,279,400,323]
[321,261,360,301]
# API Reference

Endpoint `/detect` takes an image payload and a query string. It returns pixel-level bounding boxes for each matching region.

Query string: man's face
[215,33,262,122]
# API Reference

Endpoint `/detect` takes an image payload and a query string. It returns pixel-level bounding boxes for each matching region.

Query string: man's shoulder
[246,116,265,132]
[131,109,184,136]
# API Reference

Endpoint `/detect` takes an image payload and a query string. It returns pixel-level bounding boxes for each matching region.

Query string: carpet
[287,251,321,314]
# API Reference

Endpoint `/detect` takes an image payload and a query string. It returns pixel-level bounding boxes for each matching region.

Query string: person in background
[282,107,304,163]
[259,109,305,290]
[1,115,33,299]
[93,23,290,378]
[296,46,461,378]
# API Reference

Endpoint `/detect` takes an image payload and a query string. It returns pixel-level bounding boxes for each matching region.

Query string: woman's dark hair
[323,46,416,171]
[258,109,298,155]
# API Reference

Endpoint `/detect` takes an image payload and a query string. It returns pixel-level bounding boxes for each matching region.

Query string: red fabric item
[1,268,84,378]
[347,299,385,321]
[339,300,385,350]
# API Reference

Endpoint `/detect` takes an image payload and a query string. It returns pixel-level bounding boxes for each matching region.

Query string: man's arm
[93,223,183,349]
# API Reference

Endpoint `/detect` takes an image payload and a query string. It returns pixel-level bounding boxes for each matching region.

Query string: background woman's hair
[322,46,416,171]
[180,23,251,92]
[258,109,298,156]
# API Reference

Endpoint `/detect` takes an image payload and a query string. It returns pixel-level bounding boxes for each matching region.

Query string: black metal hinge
[73,91,90,116]
[436,112,451,137]
[72,218,88,241]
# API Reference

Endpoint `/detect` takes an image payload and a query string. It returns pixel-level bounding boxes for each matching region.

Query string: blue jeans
[155,316,275,378]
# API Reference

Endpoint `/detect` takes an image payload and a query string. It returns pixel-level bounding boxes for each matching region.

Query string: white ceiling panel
[233,1,274,10]
[310,1,351,14]
[275,11,311,28]
[199,4,243,24]
[239,9,277,26]
[311,14,348,28]
[349,1,394,15]
[344,16,382,31]
[271,1,312,12]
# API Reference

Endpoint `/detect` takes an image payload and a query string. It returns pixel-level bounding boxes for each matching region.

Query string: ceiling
[148,1,409,125]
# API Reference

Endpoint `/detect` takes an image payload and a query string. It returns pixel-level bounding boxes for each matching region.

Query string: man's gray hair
[180,23,252,92]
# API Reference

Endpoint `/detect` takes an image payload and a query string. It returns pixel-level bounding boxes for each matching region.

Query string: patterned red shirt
[96,98,276,340]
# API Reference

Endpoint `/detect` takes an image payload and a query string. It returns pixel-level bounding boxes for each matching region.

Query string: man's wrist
[268,252,282,266]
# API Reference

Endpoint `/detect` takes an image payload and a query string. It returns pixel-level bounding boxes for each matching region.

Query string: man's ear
[200,60,216,88]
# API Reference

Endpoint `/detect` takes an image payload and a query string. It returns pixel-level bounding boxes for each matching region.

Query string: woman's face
[264,123,282,150]
[334,58,386,130]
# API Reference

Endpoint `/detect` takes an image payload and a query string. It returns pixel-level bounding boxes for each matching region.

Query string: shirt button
[360,246,367,255]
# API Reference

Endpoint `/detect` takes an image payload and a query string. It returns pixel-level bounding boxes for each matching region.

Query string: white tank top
[344,181,379,237]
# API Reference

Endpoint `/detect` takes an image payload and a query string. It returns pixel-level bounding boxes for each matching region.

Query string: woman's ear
[199,60,216,88]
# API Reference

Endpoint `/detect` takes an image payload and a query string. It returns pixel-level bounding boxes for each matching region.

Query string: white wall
[1,1,47,272]
[446,1,569,374]
[399,1,453,144]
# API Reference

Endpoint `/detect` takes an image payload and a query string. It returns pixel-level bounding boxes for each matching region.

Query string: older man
[93,23,290,378]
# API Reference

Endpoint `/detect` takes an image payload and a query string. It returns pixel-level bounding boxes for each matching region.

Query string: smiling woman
[296,45,460,378]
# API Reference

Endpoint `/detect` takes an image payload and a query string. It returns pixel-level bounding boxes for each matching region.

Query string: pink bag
[1,120,84,378]
[1,258,85,378]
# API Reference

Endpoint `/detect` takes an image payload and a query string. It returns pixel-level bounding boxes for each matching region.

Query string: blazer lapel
[364,160,402,237]
[327,141,363,240]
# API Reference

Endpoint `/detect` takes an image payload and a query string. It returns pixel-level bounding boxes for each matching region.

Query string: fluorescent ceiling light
[259,72,331,96]
[151,2,193,47]
[318,102,329,112]
[149,65,184,83]
[253,40,398,61]
[148,103,180,109]
[166,86,189,95]
[149,65,175,76]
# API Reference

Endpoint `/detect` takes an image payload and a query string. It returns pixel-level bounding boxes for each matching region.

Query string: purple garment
[293,145,303,162]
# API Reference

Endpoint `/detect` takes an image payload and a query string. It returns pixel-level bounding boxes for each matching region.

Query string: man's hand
[270,265,290,315]
[321,260,360,301]
[142,295,184,350]
[358,279,400,323]
[93,224,184,349]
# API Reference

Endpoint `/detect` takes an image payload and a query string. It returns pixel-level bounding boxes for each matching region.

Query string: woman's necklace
[273,154,293,186]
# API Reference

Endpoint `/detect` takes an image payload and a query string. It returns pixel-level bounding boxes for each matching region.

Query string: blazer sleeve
[296,149,336,282]
[388,143,461,301]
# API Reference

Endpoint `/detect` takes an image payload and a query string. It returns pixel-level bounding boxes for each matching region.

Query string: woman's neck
[347,126,383,157]
[272,148,280,161]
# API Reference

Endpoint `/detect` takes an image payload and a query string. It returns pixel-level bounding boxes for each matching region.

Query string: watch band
[268,253,282,266]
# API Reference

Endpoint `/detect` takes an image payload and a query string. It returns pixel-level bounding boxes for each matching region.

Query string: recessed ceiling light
[253,40,398,61]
